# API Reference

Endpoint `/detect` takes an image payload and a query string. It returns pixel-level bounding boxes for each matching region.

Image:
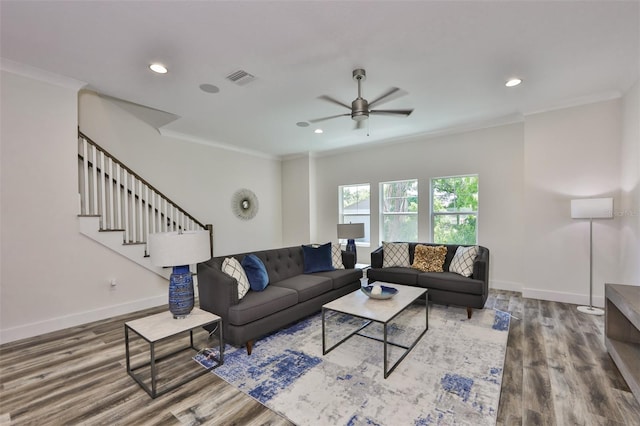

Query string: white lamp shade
[148,230,211,267]
[337,223,365,239]
[570,198,613,219]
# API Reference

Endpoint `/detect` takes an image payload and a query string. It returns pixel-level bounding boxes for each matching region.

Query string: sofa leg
[246,340,253,355]
[467,307,472,319]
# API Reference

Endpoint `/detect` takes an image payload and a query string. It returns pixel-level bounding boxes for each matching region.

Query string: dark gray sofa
[367,243,489,318]
[197,245,362,354]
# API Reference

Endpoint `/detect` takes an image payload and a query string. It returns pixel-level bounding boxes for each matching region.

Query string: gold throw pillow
[412,244,447,272]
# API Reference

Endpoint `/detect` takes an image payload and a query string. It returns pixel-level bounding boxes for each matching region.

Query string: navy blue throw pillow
[302,242,335,273]
[241,254,269,291]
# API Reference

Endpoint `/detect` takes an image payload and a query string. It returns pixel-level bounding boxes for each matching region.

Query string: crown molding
[159,128,280,161]
[0,57,87,90]
[523,90,622,116]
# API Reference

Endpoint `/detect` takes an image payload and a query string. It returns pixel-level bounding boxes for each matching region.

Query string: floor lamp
[570,197,613,316]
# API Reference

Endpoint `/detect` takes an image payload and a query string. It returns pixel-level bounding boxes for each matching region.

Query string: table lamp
[337,223,365,258]
[148,230,211,318]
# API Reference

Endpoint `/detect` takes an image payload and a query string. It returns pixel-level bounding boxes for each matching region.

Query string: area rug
[200,303,510,426]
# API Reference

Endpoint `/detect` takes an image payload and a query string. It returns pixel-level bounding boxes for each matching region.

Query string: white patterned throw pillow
[449,245,479,277]
[222,257,250,299]
[382,242,411,267]
[331,243,345,269]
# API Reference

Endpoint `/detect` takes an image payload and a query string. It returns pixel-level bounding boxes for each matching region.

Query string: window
[431,175,478,244]
[380,179,418,242]
[339,183,370,244]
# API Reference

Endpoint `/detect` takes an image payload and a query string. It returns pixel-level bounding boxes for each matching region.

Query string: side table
[125,307,223,398]
[355,263,371,279]
[605,283,640,404]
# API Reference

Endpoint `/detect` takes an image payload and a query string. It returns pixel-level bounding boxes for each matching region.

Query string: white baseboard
[0,295,166,345]
[489,280,605,308]
[490,279,523,292]
[522,287,604,308]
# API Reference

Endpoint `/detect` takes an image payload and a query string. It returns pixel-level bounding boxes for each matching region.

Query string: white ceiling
[1,1,638,158]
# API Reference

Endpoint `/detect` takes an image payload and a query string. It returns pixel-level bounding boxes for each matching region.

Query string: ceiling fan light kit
[309,68,413,129]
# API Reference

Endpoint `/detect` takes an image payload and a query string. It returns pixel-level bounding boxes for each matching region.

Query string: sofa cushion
[227,285,298,326]
[271,274,333,302]
[257,247,305,283]
[302,242,334,273]
[221,257,250,299]
[331,243,345,269]
[449,245,479,277]
[412,244,447,272]
[382,242,410,267]
[417,272,484,295]
[314,268,363,290]
[367,267,420,285]
[242,254,269,291]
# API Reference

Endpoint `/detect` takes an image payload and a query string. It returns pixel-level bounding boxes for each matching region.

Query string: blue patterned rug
[197,302,510,425]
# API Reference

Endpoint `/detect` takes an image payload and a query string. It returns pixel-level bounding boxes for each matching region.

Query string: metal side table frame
[125,308,223,398]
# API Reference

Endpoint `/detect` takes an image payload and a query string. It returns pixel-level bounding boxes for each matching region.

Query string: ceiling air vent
[226,70,255,86]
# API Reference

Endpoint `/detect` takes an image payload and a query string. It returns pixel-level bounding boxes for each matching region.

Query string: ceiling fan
[309,68,413,129]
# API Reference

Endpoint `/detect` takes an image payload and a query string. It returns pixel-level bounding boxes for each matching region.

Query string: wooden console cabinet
[605,283,640,404]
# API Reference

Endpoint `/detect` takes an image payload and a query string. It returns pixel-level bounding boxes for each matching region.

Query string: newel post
[206,224,214,258]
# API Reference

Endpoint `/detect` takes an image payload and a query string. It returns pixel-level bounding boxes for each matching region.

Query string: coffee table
[322,283,428,378]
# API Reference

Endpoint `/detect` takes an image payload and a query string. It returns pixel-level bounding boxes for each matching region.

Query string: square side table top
[125,307,220,342]
[323,283,426,323]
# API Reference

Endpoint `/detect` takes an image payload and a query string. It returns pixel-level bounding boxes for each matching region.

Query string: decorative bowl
[361,284,398,300]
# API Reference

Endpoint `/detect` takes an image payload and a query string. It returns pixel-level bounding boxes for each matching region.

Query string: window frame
[338,183,371,246]
[379,178,419,244]
[430,174,479,245]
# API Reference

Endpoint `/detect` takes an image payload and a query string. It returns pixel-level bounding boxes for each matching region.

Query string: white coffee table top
[323,283,426,323]
[125,307,220,342]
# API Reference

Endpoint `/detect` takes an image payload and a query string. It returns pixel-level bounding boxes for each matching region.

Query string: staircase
[77,131,212,278]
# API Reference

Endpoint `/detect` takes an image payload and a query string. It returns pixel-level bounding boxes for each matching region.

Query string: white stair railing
[77,131,212,254]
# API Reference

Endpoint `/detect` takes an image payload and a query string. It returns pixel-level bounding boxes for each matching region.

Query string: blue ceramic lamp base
[169,265,194,319]
[345,238,357,259]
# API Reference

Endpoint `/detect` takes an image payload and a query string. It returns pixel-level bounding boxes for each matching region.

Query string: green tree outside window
[432,176,478,244]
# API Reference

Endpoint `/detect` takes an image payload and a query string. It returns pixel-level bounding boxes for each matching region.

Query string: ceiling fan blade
[308,113,350,123]
[368,87,407,108]
[370,109,413,117]
[317,95,351,110]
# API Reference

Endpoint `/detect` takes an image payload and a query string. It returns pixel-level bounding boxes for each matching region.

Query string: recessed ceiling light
[149,63,168,74]
[314,129,323,134]
[505,78,522,87]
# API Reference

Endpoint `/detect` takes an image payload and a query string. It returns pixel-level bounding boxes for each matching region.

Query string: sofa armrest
[473,246,490,292]
[196,260,239,319]
[370,246,384,268]
[341,250,356,269]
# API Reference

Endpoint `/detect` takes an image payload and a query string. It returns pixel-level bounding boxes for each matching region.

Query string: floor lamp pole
[577,218,604,315]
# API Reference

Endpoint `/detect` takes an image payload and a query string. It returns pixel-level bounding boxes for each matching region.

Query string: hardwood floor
[1,290,638,425]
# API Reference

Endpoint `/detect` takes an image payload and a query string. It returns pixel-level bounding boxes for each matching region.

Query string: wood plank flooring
[1,290,639,425]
